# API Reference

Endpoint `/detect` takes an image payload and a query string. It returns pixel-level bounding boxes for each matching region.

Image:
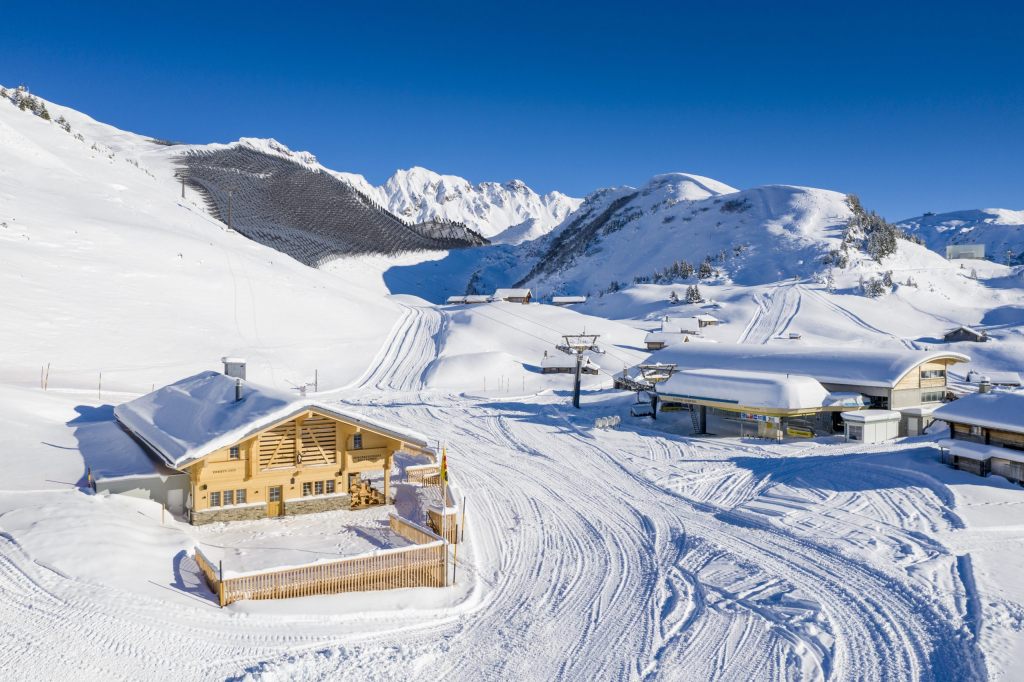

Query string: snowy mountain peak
[336,167,583,244]
[643,173,739,201]
[235,137,319,167]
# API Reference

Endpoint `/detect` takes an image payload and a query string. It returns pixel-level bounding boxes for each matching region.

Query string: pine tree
[685,285,704,304]
[38,102,50,120]
[698,256,714,279]
[668,290,680,305]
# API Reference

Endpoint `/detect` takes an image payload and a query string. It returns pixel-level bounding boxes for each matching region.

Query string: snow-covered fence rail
[193,521,447,607]
[406,463,441,485]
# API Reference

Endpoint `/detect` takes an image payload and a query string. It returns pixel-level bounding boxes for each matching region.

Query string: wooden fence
[406,463,440,484]
[194,515,447,607]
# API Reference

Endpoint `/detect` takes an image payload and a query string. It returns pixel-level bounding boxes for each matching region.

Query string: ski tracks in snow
[351,302,443,392]
[739,283,802,344]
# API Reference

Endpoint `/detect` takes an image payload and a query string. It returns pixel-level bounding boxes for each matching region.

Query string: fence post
[218,560,225,608]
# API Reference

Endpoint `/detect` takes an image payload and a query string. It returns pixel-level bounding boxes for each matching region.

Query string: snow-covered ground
[4,87,1024,680]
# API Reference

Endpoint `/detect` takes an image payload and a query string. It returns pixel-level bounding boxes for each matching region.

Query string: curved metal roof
[657,344,970,389]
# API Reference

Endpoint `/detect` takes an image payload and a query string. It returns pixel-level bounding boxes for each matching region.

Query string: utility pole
[556,334,600,408]
[181,176,185,199]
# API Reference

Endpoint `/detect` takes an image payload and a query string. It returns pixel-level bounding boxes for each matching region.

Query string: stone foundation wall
[284,494,351,516]
[191,504,267,525]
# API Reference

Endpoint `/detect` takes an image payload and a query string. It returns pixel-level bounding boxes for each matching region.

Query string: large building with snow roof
[112,361,432,524]
[657,368,866,437]
[654,344,970,436]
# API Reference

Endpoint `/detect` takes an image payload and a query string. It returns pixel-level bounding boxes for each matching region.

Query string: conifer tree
[698,257,714,279]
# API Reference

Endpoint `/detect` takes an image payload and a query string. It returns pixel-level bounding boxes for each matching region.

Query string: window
[302,482,312,496]
[326,480,335,494]
[847,425,863,442]
[209,491,221,507]
[921,369,946,380]
[921,390,945,403]
[315,480,324,495]
[970,425,984,436]
[229,446,240,460]
[353,433,363,450]
[236,489,247,504]
[268,486,281,502]
[223,489,234,506]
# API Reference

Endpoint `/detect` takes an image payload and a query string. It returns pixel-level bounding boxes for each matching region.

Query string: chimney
[221,356,246,380]
[979,377,992,394]
[235,378,243,402]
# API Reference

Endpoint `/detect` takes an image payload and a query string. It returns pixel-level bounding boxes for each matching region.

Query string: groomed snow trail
[0,303,990,680]
[739,283,801,344]
[350,302,442,392]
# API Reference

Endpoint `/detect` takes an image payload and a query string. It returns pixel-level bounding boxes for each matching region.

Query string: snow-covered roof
[551,296,586,304]
[464,294,491,303]
[657,344,970,389]
[932,391,1024,433]
[662,317,700,333]
[541,354,600,370]
[937,439,998,462]
[967,370,1022,386]
[841,409,901,423]
[694,314,722,323]
[936,438,1024,464]
[492,288,531,299]
[945,325,985,338]
[446,295,468,304]
[114,371,429,469]
[657,369,830,411]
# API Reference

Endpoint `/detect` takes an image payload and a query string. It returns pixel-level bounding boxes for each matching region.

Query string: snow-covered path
[738,282,802,344]
[350,303,443,392]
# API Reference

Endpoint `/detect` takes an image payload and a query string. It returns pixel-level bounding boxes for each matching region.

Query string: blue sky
[3,1,1021,219]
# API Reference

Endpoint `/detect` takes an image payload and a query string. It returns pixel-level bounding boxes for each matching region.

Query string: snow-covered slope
[898,208,1024,264]
[335,166,582,244]
[0,86,407,392]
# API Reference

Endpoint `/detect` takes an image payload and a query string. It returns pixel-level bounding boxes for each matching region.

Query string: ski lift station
[653,344,970,437]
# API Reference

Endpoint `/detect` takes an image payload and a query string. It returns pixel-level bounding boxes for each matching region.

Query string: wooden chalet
[934,389,1024,483]
[492,288,532,304]
[113,362,431,524]
[944,325,987,343]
